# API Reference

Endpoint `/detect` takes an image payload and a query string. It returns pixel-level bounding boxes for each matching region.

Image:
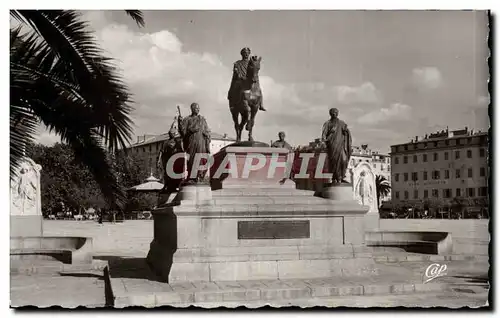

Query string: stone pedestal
[10,157,43,237]
[10,215,43,237]
[147,143,373,283]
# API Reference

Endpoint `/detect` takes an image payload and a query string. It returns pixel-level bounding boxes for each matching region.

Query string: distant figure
[97,208,103,225]
[158,122,184,191]
[271,131,292,151]
[178,103,211,183]
[321,108,352,184]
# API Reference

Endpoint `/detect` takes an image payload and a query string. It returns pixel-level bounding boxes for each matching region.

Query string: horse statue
[228,56,263,142]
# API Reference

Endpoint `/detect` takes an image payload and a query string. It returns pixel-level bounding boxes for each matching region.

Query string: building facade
[390,127,488,206]
[296,140,391,202]
[127,132,236,174]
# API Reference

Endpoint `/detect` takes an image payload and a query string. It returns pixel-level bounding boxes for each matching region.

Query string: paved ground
[11,220,491,308]
[11,271,107,308]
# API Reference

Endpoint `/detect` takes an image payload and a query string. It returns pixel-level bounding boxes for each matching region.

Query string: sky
[34,10,490,153]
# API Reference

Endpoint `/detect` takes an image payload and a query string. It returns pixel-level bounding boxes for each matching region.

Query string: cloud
[357,102,412,125]
[75,12,332,146]
[412,67,443,89]
[31,12,385,151]
[332,82,381,104]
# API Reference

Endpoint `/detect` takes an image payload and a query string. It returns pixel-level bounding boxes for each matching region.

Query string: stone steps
[111,275,448,307]
[108,255,489,307]
[10,259,108,275]
[212,188,314,197]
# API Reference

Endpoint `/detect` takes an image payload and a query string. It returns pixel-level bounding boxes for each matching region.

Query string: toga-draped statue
[178,103,211,183]
[321,108,352,184]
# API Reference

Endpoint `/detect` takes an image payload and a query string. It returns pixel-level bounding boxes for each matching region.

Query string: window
[467,188,476,197]
[456,188,461,197]
[423,154,428,162]
[443,189,452,198]
[404,173,408,181]
[395,174,399,182]
[444,152,449,160]
[414,190,418,199]
[433,153,438,161]
[445,170,450,179]
[432,170,440,180]
[412,172,418,181]
[468,168,473,178]
[479,167,486,177]
[142,148,146,153]
[413,155,417,163]
[480,148,486,157]
[467,150,472,158]
[149,145,152,152]
[455,150,460,159]
[395,157,399,164]
[455,169,461,178]
[432,189,439,198]
[395,192,400,199]
[403,156,408,164]
[404,191,409,200]
[423,171,428,180]
[424,190,428,198]
[479,187,488,197]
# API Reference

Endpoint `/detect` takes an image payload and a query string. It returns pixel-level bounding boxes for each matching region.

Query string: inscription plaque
[237,220,310,239]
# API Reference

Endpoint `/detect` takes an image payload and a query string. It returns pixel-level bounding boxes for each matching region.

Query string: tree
[26,142,153,215]
[375,175,391,208]
[10,10,144,209]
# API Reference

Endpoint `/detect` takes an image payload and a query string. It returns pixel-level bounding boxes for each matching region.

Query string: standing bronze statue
[157,121,184,192]
[227,47,265,142]
[178,103,211,183]
[271,131,292,150]
[321,108,352,184]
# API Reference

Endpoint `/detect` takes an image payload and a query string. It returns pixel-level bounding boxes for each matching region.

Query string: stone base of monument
[10,215,43,237]
[146,143,385,283]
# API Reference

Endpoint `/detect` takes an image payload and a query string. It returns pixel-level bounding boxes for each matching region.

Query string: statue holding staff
[157,111,184,192]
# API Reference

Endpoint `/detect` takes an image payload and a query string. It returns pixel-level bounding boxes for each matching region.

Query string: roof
[128,132,236,148]
[391,131,488,148]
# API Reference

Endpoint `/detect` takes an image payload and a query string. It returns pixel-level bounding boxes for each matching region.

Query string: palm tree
[10,10,144,208]
[375,175,391,208]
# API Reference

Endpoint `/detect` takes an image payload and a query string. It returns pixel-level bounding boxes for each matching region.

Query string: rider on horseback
[228,47,266,111]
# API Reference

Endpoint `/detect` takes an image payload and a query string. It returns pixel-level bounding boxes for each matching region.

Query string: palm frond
[125,10,145,27]
[11,10,134,152]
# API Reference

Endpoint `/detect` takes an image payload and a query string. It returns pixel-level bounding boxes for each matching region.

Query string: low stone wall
[40,219,489,258]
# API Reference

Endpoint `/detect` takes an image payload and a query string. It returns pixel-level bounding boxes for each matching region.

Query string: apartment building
[390,127,488,206]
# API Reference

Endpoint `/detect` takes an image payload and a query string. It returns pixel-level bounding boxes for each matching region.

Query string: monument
[147,86,381,282]
[10,157,43,237]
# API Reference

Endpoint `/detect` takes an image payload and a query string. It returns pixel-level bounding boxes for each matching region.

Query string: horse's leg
[247,102,258,142]
[240,100,249,134]
[230,102,241,142]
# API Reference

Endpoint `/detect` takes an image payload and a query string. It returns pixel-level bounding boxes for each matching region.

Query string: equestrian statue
[227,47,265,142]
